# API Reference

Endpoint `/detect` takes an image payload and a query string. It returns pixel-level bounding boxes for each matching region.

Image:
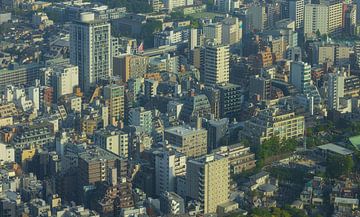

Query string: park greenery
[255,136,297,167]
[326,155,354,178]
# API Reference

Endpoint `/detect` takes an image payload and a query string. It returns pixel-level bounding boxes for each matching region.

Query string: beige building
[327,1,343,35]
[215,144,256,175]
[242,108,305,144]
[203,23,222,45]
[204,42,229,86]
[164,126,207,158]
[221,17,242,45]
[104,84,125,124]
[186,154,229,214]
[113,55,148,82]
[0,103,18,118]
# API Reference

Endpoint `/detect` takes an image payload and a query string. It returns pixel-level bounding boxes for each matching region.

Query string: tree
[326,155,354,178]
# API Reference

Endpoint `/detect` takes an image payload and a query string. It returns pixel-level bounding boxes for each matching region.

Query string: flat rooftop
[318,143,353,156]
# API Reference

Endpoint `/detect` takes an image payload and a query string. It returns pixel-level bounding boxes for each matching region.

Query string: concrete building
[104,84,125,123]
[249,75,271,101]
[128,107,153,134]
[113,55,148,82]
[186,154,229,214]
[70,13,111,93]
[304,4,329,37]
[218,83,242,119]
[163,0,193,11]
[327,72,345,111]
[94,128,129,158]
[203,23,223,45]
[51,64,79,100]
[242,107,305,144]
[290,61,321,106]
[204,42,229,86]
[289,0,304,29]
[205,118,229,152]
[155,149,186,196]
[327,1,343,35]
[247,4,267,32]
[0,142,15,162]
[164,126,207,158]
[160,191,185,215]
[77,146,124,191]
[215,144,256,175]
[221,17,242,46]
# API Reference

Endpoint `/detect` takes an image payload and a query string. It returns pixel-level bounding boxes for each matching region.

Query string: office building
[205,118,229,152]
[327,1,343,35]
[155,149,186,196]
[218,83,242,119]
[186,154,229,214]
[204,42,229,86]
[104,84,125,123]
[164,126,207,158]
[70,13,111,93]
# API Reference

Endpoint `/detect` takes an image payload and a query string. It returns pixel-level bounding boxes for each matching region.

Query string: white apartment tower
[304,4,329,37]
[289,0,304,29]
[327,72,345,111]
[70,12,111,93]
[204,42,230,86]
[155,149,186,196]
[52,64,79,100]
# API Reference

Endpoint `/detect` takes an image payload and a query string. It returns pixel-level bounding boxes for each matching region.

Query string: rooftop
[318,143,354,156]
[165,126,206,136]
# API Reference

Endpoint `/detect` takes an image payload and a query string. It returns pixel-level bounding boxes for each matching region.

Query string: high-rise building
[70,12,111,93]
[186,154,229,214]
[164,126,208,158]
[205,118,229,152]
[289,0,304,29]
[51,64,79,100]
[204,42,229,86]
[218,83,242,119]
[249,75,271,101]
[221,17,242,45]
[155,149,186,196]
[304,4,329,37]
[203,23,223,45]
[290,61,321,106]
[247,4,267,32]
[104,84,125,124]
[327,1,343,35]
[327,72,345,111]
